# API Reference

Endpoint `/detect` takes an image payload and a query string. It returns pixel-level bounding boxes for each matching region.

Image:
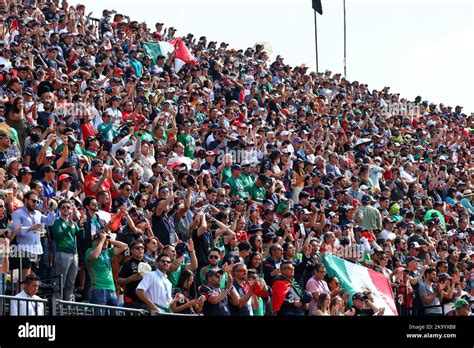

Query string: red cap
[114,68,124,75]
[58,174,72,182]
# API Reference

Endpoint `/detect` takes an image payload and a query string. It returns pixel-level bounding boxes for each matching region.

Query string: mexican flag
[143,41,175,64]
[169,37,195,72]
[322,254,398,315]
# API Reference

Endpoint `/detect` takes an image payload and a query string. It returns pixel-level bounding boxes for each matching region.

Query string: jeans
[55,252,79,301]
[90,289,119,316]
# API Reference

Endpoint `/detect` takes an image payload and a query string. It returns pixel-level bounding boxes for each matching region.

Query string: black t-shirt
[118,258,144,304]
[353,306,375,316]
[192,229,212,269]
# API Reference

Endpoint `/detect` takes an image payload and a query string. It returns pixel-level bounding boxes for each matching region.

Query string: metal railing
[0,294,49,316]
[56,299,149,316]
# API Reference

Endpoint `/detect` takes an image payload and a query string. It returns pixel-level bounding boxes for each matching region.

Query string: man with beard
[36,96,58,129]
[51,199,85,301]
[11,191,56,281]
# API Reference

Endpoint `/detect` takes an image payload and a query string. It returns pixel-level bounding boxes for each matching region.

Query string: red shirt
[84,173,112,212]
[81,122,97,141]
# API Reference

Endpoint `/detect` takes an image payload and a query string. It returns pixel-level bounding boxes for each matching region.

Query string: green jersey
[51,218,84,254]
[85,247,116,291]
[246,183,266,203]
[167,263,187,288]
[221,167,232,184]
[225,176,247,198]
[177,133,196,159]
[239,173,255,188]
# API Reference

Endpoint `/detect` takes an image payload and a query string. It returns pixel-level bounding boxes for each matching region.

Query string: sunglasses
[30,199,39,204]
[0,205,5,208]
[159,260,171,264]
[209,255,219,260]
[61,206,71,210]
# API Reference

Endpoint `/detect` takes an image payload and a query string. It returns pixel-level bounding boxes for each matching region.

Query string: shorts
[9,252,40,273]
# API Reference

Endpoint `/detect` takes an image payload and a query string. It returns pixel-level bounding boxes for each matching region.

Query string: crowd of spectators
[0,0,472,316]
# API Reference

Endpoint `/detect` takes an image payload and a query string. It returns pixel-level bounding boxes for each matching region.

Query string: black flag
[312,0,323,15]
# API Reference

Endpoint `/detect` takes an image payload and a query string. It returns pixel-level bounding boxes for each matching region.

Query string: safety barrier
[56,299,149,316]
[0,294,49,316]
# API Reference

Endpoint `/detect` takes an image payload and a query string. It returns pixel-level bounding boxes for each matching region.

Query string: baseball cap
[409,241,421,249]
[454,298,469,309]
[352,292,368,301]
[437,272,452,282]
[19,167,34,175]
[42,165,56,173]
[58,174,72,182]
[361,194,374,203]
[206,269,224,280]
[91,159,103,167]
[231,164,241,171]
[292,136,303,143]
[406,256,420,264]
[231,199,245,207]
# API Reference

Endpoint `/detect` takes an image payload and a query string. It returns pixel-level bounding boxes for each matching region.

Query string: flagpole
[343,0,347,78]
[314,10,319,73]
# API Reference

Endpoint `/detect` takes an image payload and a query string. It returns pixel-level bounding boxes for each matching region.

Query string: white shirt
[399,168,416,184]
[136,269,172,309]
[380,229,397,241]
[10,290,45,316]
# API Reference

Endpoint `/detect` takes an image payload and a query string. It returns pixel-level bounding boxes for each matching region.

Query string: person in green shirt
[217,153,233,184]
[162,240,198,288]
[225,164,247,199]
[246,175,270,204]
[52,199,85,300]
[199,248,228,289]
[424,202,446,230]
[239,161,255,188]
[388,203,403,222]
[177,120,196,159]
[85,231,128,314]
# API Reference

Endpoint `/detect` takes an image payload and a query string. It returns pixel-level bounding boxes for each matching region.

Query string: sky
[84,0,473,112]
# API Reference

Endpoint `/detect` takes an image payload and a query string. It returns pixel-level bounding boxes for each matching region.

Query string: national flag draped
[169,37,196,72]
[312,0,323,15]
[322,254,398,315]
[142,41,175,64]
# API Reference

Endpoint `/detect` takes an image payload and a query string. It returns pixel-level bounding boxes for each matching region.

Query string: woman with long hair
[170,269,204,314]
[314,292,331,316]
[143,237,162,265]
[245,252,263,277]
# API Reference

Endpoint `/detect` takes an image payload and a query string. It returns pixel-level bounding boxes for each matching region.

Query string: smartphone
[299,223,306,238]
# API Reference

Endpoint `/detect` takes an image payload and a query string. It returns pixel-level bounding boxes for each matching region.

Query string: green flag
[143,41,174,64]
